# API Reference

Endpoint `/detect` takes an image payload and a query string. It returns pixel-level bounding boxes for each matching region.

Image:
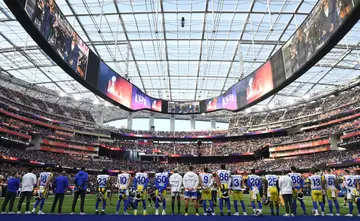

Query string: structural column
[211,118,216,129]
[190,115,195,130]
[149,114,155,131]
[170,115,175,132]
[127,112,133,129]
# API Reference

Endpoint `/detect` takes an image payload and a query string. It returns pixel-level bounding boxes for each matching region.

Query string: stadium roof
[0,0,359,122]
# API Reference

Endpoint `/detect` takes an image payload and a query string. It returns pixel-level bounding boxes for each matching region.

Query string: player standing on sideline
[95,169,111,215]
[247,169,263,216]
[169,169,182,215]
[343,169,358,216]
[230,172,247,216]
[211,175,218,207]
[134,168,149,216]
[322,168,340,216]
[116,170,131,215]
[154,168,169,215]
[264,174,280,216]
[288,166,307,215]
[32,168,53,214]
[308,169,325,216]
[199,167,215,216]
[216,165,231,216]
[71,167,88,215]
[183,165,200,216]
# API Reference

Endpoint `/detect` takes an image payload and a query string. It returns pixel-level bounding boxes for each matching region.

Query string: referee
[17,168,37,214]
[51,171,69,214]
[1,173,20,214]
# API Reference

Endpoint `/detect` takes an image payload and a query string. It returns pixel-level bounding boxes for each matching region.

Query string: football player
[199,167,215,216]
[183,165,200,216]
[230,172,247,216]
[309,169,325,216]
[169,169,182,215]
[247,169,262,216]
[31,168,53,214]
[288,166,307,215]
[264,174,279,216]
[95,169,111,215]
[343,169,358,216]
[216,165,231,216]
[116,170,131,215]
[211,176,218,207]
[322,168,340,216]
[154,167,169,215]
[133,168,149,215]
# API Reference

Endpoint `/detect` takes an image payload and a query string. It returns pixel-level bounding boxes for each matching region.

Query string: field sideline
[0,194,356,216]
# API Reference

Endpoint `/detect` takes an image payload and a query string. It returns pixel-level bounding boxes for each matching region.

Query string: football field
[0,194,355,216]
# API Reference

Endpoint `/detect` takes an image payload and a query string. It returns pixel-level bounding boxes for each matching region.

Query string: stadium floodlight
[93,99,99,105]
[59,91,66,97]
[105,102,111,107]
[245,108,251,114]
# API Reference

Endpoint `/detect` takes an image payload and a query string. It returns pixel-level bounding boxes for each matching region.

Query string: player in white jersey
[154,168,169,215]
[246,169,262,216]
[288,166,307,215]
[133,168,149,216]
[322,168,340,216]
[230,173,247,216]
[216,165,231,216]
[308,169,325,216]
[95,169,111,215]
[199,167,215,216]
[31,168,53,214]
[343,169,358,217]
[183,165,200,216]
[116,170,131,215]
[264,174,279,216]
[169,169,182,215]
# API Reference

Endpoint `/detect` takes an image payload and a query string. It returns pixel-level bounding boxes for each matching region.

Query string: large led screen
[98,62,132,108]
[168,102,200,114]
[24,0,89,79]
[282,0,360,79]
[206,86,238,111]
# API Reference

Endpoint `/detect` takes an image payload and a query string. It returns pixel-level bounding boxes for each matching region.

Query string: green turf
[0,194,355,215]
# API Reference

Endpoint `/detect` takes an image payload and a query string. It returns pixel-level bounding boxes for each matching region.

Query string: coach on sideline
[51,171,69,214]
[279,172,294,216]
[1,173,20,214]
[71,167,88,215]
[17,168,36,214]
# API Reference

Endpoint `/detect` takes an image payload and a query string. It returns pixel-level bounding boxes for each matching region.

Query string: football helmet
[262,197,270,205]
[297,192,304,200]
[134,190,143,201]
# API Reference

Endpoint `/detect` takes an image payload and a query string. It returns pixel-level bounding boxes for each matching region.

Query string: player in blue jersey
[216,165,231,216]
[154,168,169,215]
[116,170,131,215]
[31,168,53,214]
[247,169,263,216]
[288,166,307,215]
[134,168,149,215]
[95,169,111,215]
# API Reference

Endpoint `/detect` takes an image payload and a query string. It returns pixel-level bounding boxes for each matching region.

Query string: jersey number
[40,175,47,184]
[203,176,209,184]
[120,177,127,185]
[250,178,260,186]
[156,176,166,184]
[98,178,107,186]
[268,177,276,186]
[137,176,146,184]
[328,178,335,186]
[347,179,354,187]
[291,176,301,184]
[219,173,229,181]
[313,179,320,186]
[233,179,240,187]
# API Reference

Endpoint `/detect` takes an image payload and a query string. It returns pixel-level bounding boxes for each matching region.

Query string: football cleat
[38,211,45,215]
[233,212,239,216]
[345,214,353,217]
[16,211,21,214]
[143,211,147,216]
[155,210,159,215]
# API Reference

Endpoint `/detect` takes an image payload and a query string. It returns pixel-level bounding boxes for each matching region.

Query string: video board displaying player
[24,0,89,79]
[282,0,359,79]
[97,62,132,108]
[168,102,200,114]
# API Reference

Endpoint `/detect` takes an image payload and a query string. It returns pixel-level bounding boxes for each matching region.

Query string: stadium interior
[0,0,360,219]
